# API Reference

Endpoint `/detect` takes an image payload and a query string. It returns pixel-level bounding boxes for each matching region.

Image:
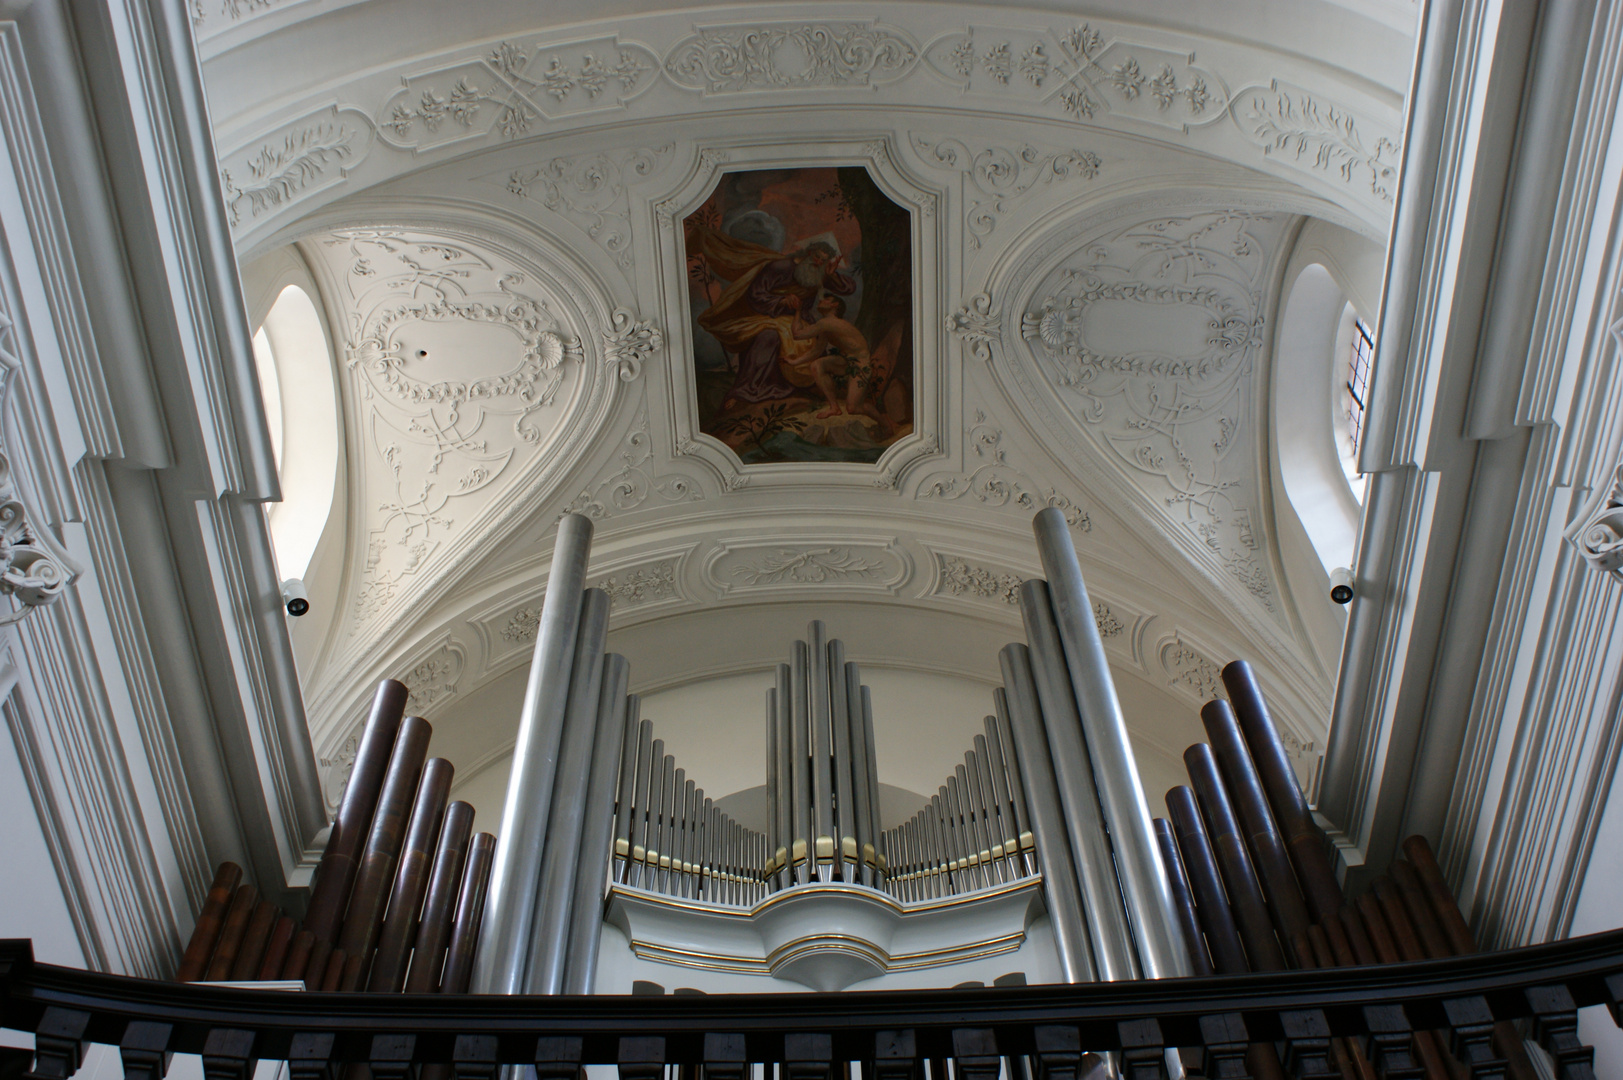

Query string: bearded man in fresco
[685,221,857,408]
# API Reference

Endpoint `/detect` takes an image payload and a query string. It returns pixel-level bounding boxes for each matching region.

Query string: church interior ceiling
[202,0,1415,828]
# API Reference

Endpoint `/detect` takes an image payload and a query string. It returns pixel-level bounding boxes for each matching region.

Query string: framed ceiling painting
[659,140,944,489]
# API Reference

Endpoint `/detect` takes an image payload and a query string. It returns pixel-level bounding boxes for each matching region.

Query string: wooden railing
[4,930,1621,1079]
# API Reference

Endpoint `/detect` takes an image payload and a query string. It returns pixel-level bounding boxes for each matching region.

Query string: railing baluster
[1526,985,1596,1080]
[199,1029,257,1080]
[949,1029,999,1080]
[1361,1005,1422,1079]
[703,1033,747,1080]
[1442,997,1506,1080]
[870,1030,917,1080]
[1277,1011,1334,1079]
[117,1021,172,1080]
[287,1033,337,1080]
[371,1034,418,1080]
[619,1036,666,1080]
[26,1006,90,1080]
[784,1034,834,1080]
[451,1034,498,1080]
[534,1037,584,1080]
[1116,1019,1166,1080]
[1032,1025,1082,1080]
[1196,1014,1249,1079]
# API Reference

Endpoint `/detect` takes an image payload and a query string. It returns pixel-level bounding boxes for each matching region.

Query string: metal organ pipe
[563,654,631,995]
[475,512,593,996]
[1033,507,1193,980]
[999,643,1096,983]
[829,638,856,883]
[1019,580,1138,980]
[527,588,612,994]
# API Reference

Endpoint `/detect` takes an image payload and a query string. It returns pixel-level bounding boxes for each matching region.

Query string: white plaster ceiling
[209,1,1411,823]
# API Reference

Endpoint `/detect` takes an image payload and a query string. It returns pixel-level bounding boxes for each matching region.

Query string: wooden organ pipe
[405,800,475,993]
[1164,786,1248,975]
[203,883,258,981]
[335,715,432,990]
[175,862,241,982]
[367,757,454,992]
[1183,744,1286,971]
[256,916,294,981]
[1153,818,1213,977]
[229,900,279,981]
[440,831,496,993]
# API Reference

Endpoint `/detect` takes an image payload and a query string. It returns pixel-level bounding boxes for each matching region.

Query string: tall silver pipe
[968,748,1006,884]
[828,640,856,882]
[562,654,631,995]
[990,698,1035,875]
[644,742,665,891]
[696,795,711,902]
[845,662,874,887]
[526,588,611,994]
[937,785,960,893]
[901,819,917,902]
[660,758,678,893]
[808,622,834,881]
[765,688,779,888]
[980,722,1020,878]
[791,641,813,885]
[774,663,793,890]
[475,513,593,995]
[1033,508,1192,979]
[999,643,1096,983]
[612,692,642,884]
[945,774,977,890]
[683,779,698,898]
[861,688,882,886]
[974,735,1016,880]
[1019,580,1138,980]
[628,722,654,887]
[926,794,947,897]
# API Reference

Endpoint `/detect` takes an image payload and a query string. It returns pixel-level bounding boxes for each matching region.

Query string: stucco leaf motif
[505,147,671,269]
[0,309,77,623]
[946,293,1002,360]
[559,411,704,522]
[1238,83,1400,203]
[920,412,1092,531]
[665,22,918,92]
[731,547,883,586]
[602,309,664,382]
[937,557,1023,604]
[1162,636,1222,700]
[401,644,464,713]
[915,136,1101,251]
[594,559,680,606]
[221,121,360,227]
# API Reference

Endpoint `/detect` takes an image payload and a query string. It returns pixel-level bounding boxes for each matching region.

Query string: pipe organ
[169,499,1495,1066]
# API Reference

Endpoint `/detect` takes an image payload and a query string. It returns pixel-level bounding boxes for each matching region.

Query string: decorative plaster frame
[654,136,946,492]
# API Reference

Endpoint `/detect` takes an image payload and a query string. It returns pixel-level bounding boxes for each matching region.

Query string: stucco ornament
[0,309,77,623]
[1017,211,1280,610]
[1578,466,1623,574]
[318,229,584,623]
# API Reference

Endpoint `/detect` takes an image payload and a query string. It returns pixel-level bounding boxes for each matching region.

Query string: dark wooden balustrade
[3,931,1622,1080]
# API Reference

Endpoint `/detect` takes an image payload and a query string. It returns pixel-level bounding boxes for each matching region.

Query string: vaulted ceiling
[202,0,1415,827]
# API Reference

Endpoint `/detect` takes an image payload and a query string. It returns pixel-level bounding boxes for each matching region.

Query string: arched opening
[250,283,339,581]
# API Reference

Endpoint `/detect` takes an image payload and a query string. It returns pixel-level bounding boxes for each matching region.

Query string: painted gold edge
[888,937,1025,971]
[611,873,1042,918]
[764,933,892,966]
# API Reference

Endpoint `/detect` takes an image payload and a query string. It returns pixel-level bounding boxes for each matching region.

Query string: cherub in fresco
[792,294,892,436]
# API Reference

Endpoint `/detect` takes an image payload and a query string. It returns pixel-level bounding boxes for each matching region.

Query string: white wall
[1570,755,1623,1076]
[0,715,86,967]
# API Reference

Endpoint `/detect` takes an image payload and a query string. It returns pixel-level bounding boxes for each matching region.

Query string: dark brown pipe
[335,714,432,984]
[229,900,280,980]
[175,862,242,982]
[204,884,259,980]
[319,947,347,992]
[301,938,332,986]
[258,916,295,980]
[405,800,475,993]
[1221,662,1345,921]
[367,758,454,992]
[1400,835,1477,954]
[1337,906,1376,965]
[1389,859,1452,959]
[439,831,495,993]
[1307,924,1336,968]
[1200,701,1315,950]
[303,680,410,947]
[1153,817,1213,976]
[1183,745,1286,970]
[1371,877,1427,962]
[1166,786,1249,975]
[281,929,314,982]
[338,951,366,992]
[1355,892,1400,963]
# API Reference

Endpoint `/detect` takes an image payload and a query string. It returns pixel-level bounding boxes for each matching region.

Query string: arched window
[249,284,339,581]
[1273,265,1365,573]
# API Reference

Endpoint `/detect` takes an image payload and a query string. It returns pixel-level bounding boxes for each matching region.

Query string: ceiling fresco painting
[685,167,915,464]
